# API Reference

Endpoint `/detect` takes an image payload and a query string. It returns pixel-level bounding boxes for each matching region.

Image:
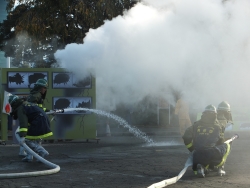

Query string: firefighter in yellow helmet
[174,97,192,136]
[182,105,231,178]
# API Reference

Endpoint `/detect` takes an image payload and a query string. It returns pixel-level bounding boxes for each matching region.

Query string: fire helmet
[8,95,19,105]
[204,104,217,113]
[35,78,48,88]
[218,101,230,111]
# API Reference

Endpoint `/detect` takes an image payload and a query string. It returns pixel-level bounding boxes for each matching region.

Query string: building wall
[0,1,8,68]
[1,68,97,141]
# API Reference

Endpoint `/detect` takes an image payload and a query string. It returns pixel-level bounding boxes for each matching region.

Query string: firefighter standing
[174,98,192,136]
[182,105,230,177]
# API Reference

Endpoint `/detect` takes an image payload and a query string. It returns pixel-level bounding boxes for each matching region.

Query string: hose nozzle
[225,134,239,144]
[232,134,239,140]
[54,109,64,113]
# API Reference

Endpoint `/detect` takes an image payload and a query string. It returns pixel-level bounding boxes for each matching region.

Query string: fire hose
[47,109,64,115]
[147,134,239,188]
[0,110,65,179]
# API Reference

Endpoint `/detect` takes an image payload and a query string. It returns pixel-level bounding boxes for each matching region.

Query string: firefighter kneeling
[182,105,231,177]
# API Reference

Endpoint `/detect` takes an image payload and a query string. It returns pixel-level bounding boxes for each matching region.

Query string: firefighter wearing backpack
[182,105,231,177]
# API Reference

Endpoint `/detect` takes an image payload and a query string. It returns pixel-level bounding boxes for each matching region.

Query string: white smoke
[55,0,250,113]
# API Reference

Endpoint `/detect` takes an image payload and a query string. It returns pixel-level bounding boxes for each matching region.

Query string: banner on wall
[8,71,48,89]
[53,97,92,114]
[52,72,91,88]
[2,91,12,114]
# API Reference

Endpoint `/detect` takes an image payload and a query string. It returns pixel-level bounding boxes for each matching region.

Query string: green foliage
[0,0,137,67]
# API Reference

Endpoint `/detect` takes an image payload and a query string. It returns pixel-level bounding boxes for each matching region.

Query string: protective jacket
[182,112,224,152]
[183,111,230,173]
[10,99,53,139]
[217,111,233,133]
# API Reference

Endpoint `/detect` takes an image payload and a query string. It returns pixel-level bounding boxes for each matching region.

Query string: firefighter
[182,105,230,177]
[9,95,53,162]
[174,97,192,136]
[18,78,51,157]
[217,101,234,133]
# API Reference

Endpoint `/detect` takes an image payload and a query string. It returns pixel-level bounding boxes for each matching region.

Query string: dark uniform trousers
[193,143,229,171]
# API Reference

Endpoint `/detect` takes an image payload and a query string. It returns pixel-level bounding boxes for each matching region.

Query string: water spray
[0,107,154,179]
[49,108,155,144]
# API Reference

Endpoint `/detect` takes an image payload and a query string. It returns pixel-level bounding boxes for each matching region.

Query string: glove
[19,137,25,144]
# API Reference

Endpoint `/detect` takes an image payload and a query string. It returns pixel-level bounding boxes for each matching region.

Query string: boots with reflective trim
[197,164,206,178]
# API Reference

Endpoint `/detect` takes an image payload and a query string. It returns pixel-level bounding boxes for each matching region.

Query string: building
[0,0,10,68]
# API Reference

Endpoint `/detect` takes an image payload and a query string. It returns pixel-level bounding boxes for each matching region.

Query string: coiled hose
[0,127,60,178]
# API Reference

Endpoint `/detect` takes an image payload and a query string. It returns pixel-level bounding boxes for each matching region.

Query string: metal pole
[7,57,10,68]
[169,104,171,125]
[157,99,160,125]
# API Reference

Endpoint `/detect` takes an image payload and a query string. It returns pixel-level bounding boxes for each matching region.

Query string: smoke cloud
[55,0,250,113]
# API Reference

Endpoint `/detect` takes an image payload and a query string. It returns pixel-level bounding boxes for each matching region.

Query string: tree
[0,0,137,67]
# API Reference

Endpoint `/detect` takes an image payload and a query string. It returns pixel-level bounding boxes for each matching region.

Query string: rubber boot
[19,146,27,157]
[22,153,33,162]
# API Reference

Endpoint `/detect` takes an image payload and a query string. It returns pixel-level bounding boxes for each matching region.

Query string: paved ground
[0,127,249,188]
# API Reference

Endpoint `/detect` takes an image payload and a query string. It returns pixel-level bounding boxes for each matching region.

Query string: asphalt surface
[0,127,249,188]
